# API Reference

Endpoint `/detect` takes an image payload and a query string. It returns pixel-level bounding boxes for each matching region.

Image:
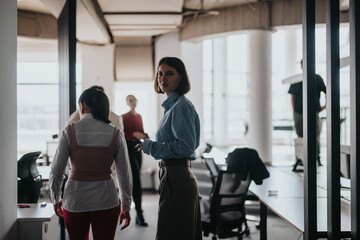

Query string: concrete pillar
[0,0,17,239]
[285,29,300,76]
[154,31,181,123]
[213,38,228,146]
[249,30,272,163]
[181,40,203,144]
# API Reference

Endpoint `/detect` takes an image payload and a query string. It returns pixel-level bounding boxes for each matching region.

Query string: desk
[249,167,328,198]
[249,166,351,239]
[37,166,51,181]
[17,203,59,240]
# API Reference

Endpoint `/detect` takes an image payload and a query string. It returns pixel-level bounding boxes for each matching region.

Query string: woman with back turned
[49,88,132,240]
[135,57,202,240]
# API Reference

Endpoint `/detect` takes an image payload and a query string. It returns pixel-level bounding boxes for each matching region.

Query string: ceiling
[17,0,258,44]
[17,0,350,44]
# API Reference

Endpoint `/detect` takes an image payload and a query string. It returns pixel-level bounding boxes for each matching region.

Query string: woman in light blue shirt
[136,57,202,240]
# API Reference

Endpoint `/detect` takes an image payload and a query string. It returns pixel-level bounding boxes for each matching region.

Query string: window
[226,34,249,140]
[17,51,83,157]
[17,52,59,155]
[271,26,350,148]
[202,40,214,140]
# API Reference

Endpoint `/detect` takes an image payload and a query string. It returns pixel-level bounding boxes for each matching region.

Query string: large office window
[339,26,350,145]
[17,51,83,156]
[202,40,214,140]
[226,34,249,140]
[17,52,59,155]
[202,35,250,144]
[271,26,350,147]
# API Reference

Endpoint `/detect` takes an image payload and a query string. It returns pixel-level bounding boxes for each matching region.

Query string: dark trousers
[293,111,322,157]
[126,140,143,213]
[156,165,202,240]
[63,206,120,240]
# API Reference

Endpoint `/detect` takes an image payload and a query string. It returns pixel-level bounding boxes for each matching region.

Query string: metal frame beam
[302,0,317,239]
[326,0,341,239]
[58,0,77,130]
[350,0,360,238]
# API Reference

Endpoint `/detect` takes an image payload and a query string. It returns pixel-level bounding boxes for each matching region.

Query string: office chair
[203,157,219,185]
[202,169,251,240]
[204,153,261,231]
[18,151,43,203]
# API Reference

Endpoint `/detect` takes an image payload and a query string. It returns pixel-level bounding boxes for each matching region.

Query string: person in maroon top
[121,95,149,226]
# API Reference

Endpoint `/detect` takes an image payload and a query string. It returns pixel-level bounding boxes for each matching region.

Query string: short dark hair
[90,85,104,92]
[154,57,191,95]
[78,88,110,124]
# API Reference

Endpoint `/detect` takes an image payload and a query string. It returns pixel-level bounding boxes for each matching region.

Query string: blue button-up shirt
[142,93,200,160]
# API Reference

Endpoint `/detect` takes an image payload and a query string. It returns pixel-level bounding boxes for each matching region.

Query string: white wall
[154,31,181,122]
[80,43,116,108]
[0,0,17,239]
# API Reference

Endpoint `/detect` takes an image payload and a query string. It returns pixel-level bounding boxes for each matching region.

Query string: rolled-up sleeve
[114,132,133,212]
[49,128,70,204]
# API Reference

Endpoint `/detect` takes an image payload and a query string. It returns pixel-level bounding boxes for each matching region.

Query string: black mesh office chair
[18,151,43,203]
[202,169,251,240]
[203,157,219,186]
[203,152,261,232]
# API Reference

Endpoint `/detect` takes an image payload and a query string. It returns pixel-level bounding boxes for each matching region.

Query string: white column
[249,30,272,163]
[154,31,181,123]
[213,38,228,146]
[181,40,203,145]
[284,29,300,76]
[0,0,17,239]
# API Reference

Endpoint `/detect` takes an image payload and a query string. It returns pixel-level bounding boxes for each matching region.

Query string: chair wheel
[245,229,250,235]
[212,236,217,240]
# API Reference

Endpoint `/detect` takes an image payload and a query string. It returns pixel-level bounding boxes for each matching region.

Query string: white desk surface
[271,165,351,198]
[261,197,351,232]
[17,203,55,222]
[249,166,351,233]
[249,167,328,198]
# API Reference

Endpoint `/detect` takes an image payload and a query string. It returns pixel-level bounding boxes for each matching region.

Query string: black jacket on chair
[226,148,269,185]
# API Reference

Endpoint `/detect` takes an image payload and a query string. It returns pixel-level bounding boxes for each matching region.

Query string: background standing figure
[121,95,149,227]
[288,60,327,166]
[49,88,132,240]
[135,57,202,240]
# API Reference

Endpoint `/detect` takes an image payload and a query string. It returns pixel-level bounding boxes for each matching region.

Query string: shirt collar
[162,92,180,110]
[81,113,93,119]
